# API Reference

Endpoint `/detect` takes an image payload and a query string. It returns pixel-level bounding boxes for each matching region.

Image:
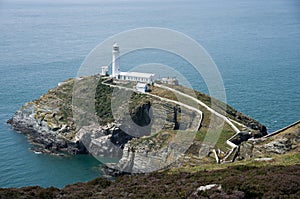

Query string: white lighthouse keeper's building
[111,43,120,78]
[118,71,156,83]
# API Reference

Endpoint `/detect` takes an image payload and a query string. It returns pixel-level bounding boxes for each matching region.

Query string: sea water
[0,0,299,188]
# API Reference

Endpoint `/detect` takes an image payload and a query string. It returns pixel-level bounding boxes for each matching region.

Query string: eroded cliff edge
[8,75,267,170]
[2,120,300,198]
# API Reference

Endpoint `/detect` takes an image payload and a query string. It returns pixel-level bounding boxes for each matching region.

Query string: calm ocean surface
[0,0,299,188]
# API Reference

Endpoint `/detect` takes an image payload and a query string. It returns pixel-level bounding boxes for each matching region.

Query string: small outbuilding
[135,82,150,93]
[101,66,109,76]
[160,77,179,85]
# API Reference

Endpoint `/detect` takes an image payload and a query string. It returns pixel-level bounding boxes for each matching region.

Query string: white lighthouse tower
[112,43,120,78]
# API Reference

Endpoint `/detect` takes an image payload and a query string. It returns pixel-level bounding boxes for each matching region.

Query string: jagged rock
[48,122,60,131]
[59,124,68,133]
[114,130,195,173]
[9,101,86,155]
[237,121,300,159]
[197,184,221,192]
[262,138,293,154]
[236,142,254,160]
[8,75,268,172]
[198,144,213,157]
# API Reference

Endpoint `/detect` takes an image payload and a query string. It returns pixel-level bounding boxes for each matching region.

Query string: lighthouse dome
[113,43,119,51]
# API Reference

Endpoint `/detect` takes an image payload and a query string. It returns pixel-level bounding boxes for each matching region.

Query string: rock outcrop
[8,99,86,155]
[115,130,197,173]
[237,121,300,160]
[8,76,190,159]
[8,75,268,171]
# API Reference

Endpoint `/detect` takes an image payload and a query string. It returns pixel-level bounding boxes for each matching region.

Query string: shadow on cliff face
[124,101,181,138]
[131,102,152,127]
[127,101,152,137]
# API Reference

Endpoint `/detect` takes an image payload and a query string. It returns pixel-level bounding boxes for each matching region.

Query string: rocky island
[8,75,265,164]
[4,75,300,198]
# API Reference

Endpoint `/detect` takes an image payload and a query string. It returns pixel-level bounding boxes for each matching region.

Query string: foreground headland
[7,75,266,166]
[3,117,300,198]
[4,75,300,198]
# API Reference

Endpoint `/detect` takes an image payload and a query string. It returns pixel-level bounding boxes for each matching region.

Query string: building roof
[136,82,148,87]
[119,71,155,78]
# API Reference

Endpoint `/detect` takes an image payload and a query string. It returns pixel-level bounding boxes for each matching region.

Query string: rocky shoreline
[7,76,268,172]
[5,75,300,198]
[7,103,87,156]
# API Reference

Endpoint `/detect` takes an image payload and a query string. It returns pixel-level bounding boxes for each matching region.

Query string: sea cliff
[1,121,300,198]
[5,75,300,198]
[8,75,267,170]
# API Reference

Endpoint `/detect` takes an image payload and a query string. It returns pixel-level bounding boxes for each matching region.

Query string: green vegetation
[151,84,240,152]
[194,124,236,152]
[129,93,148,108]
[95,78,115,125]
[129,130,177,150]
[31,78,76,139]
[55,80,74,124]
[95,78,152,125]
[26,75,266,156]
[167,84,265,133]
[1,163,299,198]
[89,79,264,155]
[174,151,300,174]
[6,76,300,198]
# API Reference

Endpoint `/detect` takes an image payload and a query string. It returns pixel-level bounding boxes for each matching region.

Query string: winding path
[102,79,203,131]
[154,84,242,163]
[103,78,241,163]
[154,84,240,133]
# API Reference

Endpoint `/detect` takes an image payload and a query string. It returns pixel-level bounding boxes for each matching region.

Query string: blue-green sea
[0,0,299,188]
